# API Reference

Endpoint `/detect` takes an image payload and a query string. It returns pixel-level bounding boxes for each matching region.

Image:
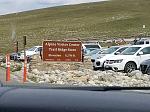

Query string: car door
[137,47,150,67]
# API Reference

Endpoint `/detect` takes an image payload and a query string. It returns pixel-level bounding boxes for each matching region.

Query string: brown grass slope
[0,0,150,52]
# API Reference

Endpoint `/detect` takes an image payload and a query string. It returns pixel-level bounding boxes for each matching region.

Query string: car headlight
[114,59,123,63]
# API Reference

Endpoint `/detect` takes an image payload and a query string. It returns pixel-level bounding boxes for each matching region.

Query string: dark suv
[140,59,150,75]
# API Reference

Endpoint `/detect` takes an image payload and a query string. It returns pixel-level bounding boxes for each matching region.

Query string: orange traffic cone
[23,56,27,82]
[6,54,10,81]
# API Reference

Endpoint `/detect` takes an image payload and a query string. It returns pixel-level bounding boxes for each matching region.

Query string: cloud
[0,0,108,15]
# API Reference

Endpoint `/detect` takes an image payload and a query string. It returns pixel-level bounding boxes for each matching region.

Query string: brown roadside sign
[43,41,82,62]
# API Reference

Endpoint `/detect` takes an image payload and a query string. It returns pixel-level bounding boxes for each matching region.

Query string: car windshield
[84,45,100,49]
[88,49,101,56]
[27,47,37,51]
[102,47,120,54]
[115,47,128,53]
[121,47,141,55]
[135,41,144,45]
[1,0,150,90]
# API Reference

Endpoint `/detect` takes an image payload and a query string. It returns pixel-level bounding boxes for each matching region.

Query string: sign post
[43,41,82,62]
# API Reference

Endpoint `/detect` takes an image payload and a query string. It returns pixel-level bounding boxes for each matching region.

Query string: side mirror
[138,51,143,55]
[114,52,120,55]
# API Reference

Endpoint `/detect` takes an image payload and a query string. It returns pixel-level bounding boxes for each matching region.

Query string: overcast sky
[0,0,108,15]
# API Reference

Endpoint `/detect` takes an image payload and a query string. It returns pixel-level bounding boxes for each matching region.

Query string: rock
[88,80,96,85]
[32,69,40,75]
[45,78,49,82]
[44,74,49,79]
[127,70,143,77]
[32,54,40,60]
[36,78,40,82]
[48,78,55,83]
[72,71,84,77]
[55,70,61,74]
[60,71,67,76]
[106,70,116,75]
[98,74,115,82]
[39,81,45,83]
[51,71,55,74]
[56,81,64,84]
[76,76,89,83]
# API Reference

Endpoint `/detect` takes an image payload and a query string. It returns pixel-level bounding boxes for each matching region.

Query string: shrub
[11,64,22,72]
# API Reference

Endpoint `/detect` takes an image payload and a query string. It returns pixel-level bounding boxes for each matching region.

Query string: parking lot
[0,53,150,87]
[1,38,150,87]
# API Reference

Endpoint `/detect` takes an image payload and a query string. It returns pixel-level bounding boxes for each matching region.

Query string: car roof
[82,43,100,45]
[34,46,42,47]
[138,38,150,41]
[129,44,150,48]
[119,45,131,48]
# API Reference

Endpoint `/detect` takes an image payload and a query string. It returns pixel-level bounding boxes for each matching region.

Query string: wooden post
[23,36,27,82]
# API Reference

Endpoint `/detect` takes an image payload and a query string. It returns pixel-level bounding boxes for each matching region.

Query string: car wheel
[93,67,98,71]
[147,67,150,75]
[141,69,145,74]
[101,63,105,71]
[124,62,136,73]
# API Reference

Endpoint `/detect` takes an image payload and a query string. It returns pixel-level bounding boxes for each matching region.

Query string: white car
[84,49,102,61]
[104,45,150,73]
[82,42,102,52]
[92,46,129,70]
[91,48,108,62]
[84,49,101,57]
[82,42,101,49]
[18,46,42,60]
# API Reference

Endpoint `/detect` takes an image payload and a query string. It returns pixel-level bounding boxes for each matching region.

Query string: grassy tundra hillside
[0,0,150,53]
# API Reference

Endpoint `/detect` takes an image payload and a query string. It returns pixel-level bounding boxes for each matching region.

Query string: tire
[141,70,145,74]
[147,67,150,75]
[100,67,105,71]
[93,67,98,71]
[124,62,137,73]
